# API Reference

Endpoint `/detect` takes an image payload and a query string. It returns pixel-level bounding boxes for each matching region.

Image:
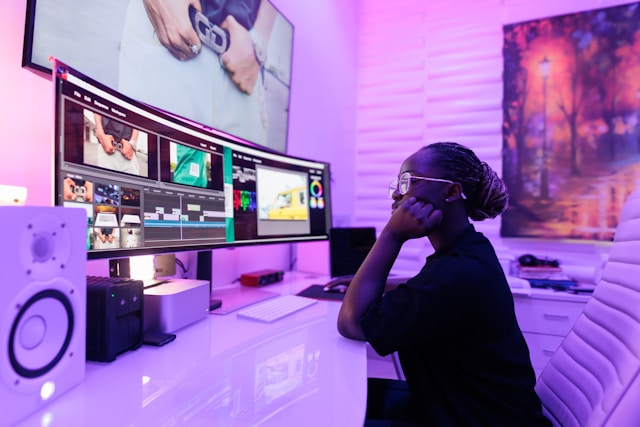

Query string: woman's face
[391,151,449,213]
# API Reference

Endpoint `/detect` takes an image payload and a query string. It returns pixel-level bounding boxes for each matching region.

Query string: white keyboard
[237,294,317,323]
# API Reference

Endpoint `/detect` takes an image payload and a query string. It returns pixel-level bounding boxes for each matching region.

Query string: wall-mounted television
[23,0,294,153]
[53,60,331,260]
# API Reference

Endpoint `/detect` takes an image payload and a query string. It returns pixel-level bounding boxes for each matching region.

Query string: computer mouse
[323,280,350,293]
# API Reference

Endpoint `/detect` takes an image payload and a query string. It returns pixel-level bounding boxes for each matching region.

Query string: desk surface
[16,272,367,427]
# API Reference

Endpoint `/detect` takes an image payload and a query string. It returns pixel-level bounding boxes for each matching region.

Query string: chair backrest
[535,190,640,427]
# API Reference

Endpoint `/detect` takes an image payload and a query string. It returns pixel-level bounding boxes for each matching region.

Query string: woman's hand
[386,197,443,242]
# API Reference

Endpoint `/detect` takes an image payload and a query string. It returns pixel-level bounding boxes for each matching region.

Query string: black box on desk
[86,277,144,362]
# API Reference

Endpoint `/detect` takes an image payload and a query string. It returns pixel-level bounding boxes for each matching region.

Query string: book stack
[516,265,577,290]
[517,265,565,280]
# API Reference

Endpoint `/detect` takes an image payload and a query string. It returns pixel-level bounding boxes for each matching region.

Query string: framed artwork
[501,2,640,241]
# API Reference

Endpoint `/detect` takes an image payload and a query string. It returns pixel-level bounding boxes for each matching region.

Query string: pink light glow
[0,0,54,206]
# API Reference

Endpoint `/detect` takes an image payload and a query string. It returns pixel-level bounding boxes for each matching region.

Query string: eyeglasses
[388,172,467,199]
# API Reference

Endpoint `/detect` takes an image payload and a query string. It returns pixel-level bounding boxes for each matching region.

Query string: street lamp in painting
[539,56,551,199]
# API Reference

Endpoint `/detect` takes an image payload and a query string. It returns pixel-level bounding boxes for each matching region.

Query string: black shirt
[361,225,550,426]
[201,0,260,28]
[102,117,133,143]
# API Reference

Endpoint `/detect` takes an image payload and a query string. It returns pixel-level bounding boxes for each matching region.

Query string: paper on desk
[562,264,598,285]
[507,276,531,295]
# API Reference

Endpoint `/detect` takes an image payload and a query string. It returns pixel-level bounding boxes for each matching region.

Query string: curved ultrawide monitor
[23,0,293,153]
[52,60,331,260]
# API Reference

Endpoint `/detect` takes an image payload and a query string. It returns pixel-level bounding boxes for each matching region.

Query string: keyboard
[237,294,317,323]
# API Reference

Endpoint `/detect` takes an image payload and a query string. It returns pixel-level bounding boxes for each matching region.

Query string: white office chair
[535,190,640,426]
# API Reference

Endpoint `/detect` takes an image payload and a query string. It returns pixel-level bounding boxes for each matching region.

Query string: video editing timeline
[141,187,226,246]
[53,61,331,259]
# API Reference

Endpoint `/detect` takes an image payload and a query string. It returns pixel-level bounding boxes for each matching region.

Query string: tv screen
[53,60,331,259]
[23,0,294,153]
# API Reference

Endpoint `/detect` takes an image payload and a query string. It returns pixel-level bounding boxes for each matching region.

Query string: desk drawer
[514,297,586,336]
[523,332,564,370]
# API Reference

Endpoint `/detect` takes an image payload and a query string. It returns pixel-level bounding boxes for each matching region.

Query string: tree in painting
[501,2,640,241]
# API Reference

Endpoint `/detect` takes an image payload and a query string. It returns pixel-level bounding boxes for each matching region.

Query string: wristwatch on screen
[249,29,267,67]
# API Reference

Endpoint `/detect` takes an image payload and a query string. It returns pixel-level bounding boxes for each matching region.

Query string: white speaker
[0,206,86,427]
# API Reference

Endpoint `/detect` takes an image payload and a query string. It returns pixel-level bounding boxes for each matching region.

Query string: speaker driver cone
[9,289,74,379]
[20,214,72,281]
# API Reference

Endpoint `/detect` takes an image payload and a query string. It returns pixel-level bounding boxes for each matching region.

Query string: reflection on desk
[140,319,325,425]
[16,273,367,427]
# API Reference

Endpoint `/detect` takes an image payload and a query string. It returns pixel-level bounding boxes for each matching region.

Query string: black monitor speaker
[329,227,376,278]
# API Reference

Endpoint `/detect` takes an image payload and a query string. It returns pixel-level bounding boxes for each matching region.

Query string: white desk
[16,272,367,427]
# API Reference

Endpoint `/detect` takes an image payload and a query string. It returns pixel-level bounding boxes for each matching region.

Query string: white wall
[353,0,632,276]
[274,0,359,228]
[0,0,53,206]
[273,0,359,275]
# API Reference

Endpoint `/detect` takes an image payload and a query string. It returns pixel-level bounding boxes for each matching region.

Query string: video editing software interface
[53,62,331,259]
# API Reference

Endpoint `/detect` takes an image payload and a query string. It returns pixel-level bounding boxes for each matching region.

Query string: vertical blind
[352,0,630,274]
[354,0,504,274]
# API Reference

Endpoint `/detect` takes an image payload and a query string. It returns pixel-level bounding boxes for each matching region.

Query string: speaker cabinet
[329,227,376,277]
[0,206,86,426]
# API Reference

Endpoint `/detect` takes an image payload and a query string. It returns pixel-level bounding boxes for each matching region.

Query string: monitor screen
[53,60,331,260]
[23,0,294,153]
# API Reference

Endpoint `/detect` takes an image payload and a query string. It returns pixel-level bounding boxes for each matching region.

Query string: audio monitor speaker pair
[0,206,86,426]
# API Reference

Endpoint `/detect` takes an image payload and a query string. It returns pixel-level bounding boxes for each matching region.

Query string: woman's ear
[446,183,465,201]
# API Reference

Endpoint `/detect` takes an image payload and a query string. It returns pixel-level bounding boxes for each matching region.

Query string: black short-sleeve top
[361,225,550,426]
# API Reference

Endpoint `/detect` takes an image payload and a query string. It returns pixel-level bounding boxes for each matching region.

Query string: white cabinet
[512,289,591,378]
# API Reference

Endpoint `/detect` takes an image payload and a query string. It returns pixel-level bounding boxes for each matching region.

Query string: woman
[337,142,549,426]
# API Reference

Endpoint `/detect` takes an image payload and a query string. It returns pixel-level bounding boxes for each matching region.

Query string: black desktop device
[298,227,377,300]
[86,276,144,362]
[329,227,377,277]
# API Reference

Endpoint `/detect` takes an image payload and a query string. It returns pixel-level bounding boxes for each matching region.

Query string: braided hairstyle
[420,142,509,221]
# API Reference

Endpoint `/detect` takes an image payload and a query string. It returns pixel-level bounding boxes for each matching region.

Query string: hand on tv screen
[121,129,139,160]
[63,177,76,201]
[220,15,260,95]
[143,0,202,61]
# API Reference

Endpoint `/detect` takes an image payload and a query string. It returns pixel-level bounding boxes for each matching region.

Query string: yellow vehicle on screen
[268,187,309,220]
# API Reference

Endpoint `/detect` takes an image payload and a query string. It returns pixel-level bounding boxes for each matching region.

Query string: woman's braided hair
[421,142,508,221]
